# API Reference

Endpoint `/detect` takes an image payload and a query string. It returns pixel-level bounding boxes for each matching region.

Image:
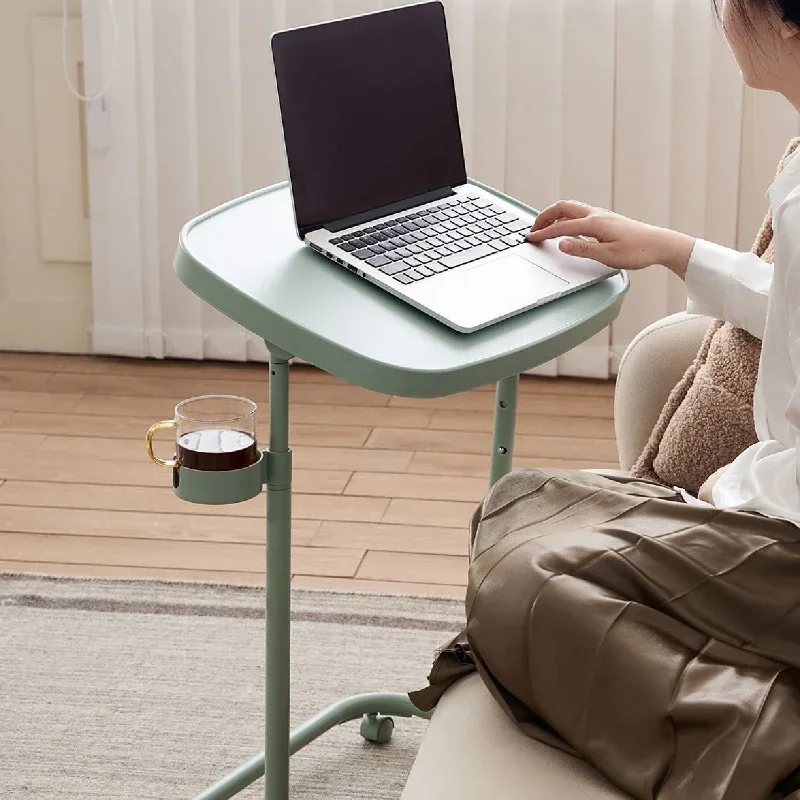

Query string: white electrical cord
[62,0,118,102]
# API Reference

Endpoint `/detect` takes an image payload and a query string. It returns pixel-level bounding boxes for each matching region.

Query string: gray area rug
[0,574,464,799]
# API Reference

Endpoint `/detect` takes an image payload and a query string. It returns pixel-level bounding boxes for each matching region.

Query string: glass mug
[146,395,259,471]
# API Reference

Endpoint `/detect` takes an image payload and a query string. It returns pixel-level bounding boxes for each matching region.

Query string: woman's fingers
[559,237,609,262]
[530,200,591,233]
[525,216,602,244]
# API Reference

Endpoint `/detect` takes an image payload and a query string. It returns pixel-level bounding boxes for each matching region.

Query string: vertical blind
[83,0,800,376]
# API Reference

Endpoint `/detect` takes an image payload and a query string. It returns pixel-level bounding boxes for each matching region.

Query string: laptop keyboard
[328,194,531,284]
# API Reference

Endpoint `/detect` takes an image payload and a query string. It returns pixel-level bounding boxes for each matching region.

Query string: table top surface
[176,181,629,397]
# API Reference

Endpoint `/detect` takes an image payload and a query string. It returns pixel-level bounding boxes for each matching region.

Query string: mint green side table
[174,180,629,800]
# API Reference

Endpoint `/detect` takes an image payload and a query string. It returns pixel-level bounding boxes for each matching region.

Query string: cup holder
[172,450,266,505]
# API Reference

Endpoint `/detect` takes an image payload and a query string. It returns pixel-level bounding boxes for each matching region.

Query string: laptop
[271,1,617,333]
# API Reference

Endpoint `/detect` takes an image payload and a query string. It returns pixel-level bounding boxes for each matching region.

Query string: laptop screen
[272,2,467,237]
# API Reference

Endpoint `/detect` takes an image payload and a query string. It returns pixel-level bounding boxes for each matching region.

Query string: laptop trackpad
[433,254,569,330]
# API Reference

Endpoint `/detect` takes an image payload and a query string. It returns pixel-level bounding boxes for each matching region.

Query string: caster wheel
[360,713,394,744]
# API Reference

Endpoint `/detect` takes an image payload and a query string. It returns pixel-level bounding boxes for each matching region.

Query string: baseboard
[89,324,623,378]
[609,342,630,377]
[92,325,149,358]
[524,360,558,377]
[92,326,294,363]
[555,341,614,380]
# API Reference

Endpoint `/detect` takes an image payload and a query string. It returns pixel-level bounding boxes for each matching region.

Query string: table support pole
[489,375,519,487]
[265,346,292,800]
[189,353,447,800]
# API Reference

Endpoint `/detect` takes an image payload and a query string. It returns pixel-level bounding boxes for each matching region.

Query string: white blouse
[684,148,800,524]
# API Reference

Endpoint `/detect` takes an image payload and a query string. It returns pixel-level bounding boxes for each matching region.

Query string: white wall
[0,0,92,353]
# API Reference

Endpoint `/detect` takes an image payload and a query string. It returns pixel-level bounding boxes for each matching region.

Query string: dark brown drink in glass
[177,428,258,471]
[147,395,259,473]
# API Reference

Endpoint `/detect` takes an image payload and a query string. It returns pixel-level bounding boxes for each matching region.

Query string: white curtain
[83,0,800,376]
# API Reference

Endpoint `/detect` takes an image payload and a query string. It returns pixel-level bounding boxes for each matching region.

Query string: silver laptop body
[272,2,617,333]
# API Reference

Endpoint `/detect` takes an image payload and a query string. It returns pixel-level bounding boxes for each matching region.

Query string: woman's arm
[526,200,773,340]
[684,240,772,341]
[702,203,800,518]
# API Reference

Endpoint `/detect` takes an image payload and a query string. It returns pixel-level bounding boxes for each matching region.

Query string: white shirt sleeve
[710,207,800,522]
[684,239,773,340]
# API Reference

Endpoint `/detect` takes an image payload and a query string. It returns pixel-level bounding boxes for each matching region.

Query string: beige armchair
[401,311,712,800]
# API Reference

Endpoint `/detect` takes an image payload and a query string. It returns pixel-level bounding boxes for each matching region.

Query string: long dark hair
[713,0,800,29]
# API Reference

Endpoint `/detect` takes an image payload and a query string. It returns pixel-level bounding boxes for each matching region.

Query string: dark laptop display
[272,2,467,237]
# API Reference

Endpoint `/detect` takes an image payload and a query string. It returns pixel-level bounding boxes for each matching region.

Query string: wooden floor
[0,352,618,599]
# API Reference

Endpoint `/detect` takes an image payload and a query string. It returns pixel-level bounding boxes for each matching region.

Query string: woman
[412,2,800,798]
[529,0,800,520]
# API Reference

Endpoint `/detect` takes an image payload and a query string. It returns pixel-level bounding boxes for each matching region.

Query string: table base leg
[194,360,515,800]
[193,693,431,800]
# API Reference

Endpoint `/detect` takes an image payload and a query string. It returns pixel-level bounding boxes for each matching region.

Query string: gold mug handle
[146,419,179,468]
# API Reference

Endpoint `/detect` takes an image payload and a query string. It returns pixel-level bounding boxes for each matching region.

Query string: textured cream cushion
[614,312,710,472]
[401,675,631,800]
[630,137,800,493]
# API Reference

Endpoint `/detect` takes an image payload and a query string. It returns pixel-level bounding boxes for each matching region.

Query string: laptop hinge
[324,187,455,233]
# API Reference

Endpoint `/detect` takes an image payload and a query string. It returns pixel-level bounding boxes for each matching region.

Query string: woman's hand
[526,200,696,279]
[698,466,727,505]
